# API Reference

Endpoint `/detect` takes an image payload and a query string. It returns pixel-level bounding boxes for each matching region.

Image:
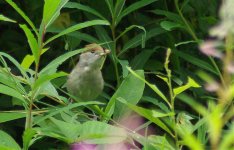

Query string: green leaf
[116,0,157,25]
[44,20,110,45]
[33,101,102,125]
[79,121,127,144]
[65,31,99,44]
[151,9,183,24]
[105,0,114,17]
[94,26,113,50]
[39,125,69,143]
[174,40,198,47]
[195,118,207,144]
[0,14,16,23]
[0,59,26,94]
[42,119,126,144]
[120,27,165,56]
[127,67,171,108]
[42,0,61,26]
[5,0,38,36]
[148,135,175,150]
[22,128,37,150]
[114,0,125,22]
[21,48,49,69]
[0,70,20,91]
[207,104,222,146]
[42,0,69,28]
[105,70,145,120]
[175,50,218,75]
[176,112,194,134]
[36,81,61,100]
[39,48,85,75]
[65,2,106,20]
[49,117,81,143]
[21,55,35,70]
[19,24,39,65]
[0,146,14,150]
[117,98,174,136]
[0,130,21,150]
[0,84,25,102]
[177,128,204,150]
[33,72,67,90]
[152,110,174,118]
[130,49,156,69]
[0,112,25,123]
[177,94,207,116]
[156,74,169,84]
[0,52,29,79]
[116,25,146,48]
[142,96,170,113]
[219,124,234,150]
[160,20,183,31]
[118,59,129,78]
[94,27,114,64]
[173,77,201,97]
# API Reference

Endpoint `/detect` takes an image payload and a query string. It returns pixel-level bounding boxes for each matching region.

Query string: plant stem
[34,26,46,79]
[223,33,233,88]
[165,49,179,149]
[174,0,198,41]
[26,26,46,129]
[114,58,120,87]
[167,71,179,148]
[26,100,33,129]
[209,57,226,88]
[111,20,120,87]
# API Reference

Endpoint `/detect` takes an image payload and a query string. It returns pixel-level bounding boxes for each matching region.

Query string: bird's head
[78,43,110,69]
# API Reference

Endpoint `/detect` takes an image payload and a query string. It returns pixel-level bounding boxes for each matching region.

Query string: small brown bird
[66,43,110,101]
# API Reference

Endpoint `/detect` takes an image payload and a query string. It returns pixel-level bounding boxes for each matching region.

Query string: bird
[66,43,110,101]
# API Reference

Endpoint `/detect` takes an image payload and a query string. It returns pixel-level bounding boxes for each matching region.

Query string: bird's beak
[100,49,111,56]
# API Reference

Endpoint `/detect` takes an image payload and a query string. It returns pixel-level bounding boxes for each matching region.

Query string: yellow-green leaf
[19,24,39,65]
[0,14,16,23]
[173,77,201,97]
[21,48,49,69]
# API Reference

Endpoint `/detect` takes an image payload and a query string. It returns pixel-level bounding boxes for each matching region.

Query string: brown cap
[85,43,103,51]
[85,43,110,55]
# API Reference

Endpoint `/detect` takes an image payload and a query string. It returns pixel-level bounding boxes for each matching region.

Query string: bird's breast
[66,69,104,100]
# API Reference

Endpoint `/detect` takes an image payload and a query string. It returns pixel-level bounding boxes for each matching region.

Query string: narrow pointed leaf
[22,128,37,150]
[105,0,114,17]
[65,2,106,20]
[0,14,16,23]
[33,72,67,90]
[5,0,38,36]
[173,77,201,97]
[44,20,110,45]
[19,24,39,65]
[127,67,171,108]
[0,130,21,150]
[79,121,127,144]
[39,48,85,75]
[0,84,25,102]
[116,0,157,24]
[0,112,25,123]
[0,52,29,79]
[42,0,69,28]
[21,48,49,69]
